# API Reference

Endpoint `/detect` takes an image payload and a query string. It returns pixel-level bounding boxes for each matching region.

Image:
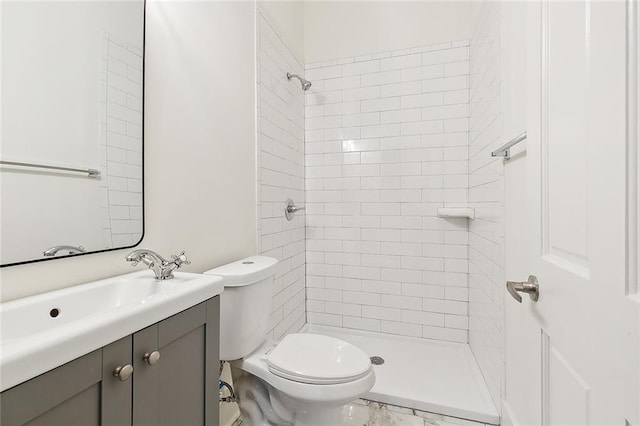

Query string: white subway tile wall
[256,11,306,339]
[304,41,471,343]
[468,2,504,410]
[99,32,143,248]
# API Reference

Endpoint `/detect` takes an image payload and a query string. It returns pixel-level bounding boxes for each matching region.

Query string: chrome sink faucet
[125,249,191,280]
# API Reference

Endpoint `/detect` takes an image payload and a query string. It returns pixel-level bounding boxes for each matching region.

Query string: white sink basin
[0,270,224,392]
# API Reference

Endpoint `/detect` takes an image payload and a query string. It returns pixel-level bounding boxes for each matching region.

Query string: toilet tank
[204,256,278,361]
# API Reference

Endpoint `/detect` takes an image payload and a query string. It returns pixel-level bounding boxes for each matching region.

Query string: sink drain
[370,356,385,365]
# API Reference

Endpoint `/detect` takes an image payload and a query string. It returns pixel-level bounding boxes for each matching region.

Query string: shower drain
[370,356,385,365]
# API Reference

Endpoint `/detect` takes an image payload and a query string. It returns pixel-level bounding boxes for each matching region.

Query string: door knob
[113,364,133,381]
[506,275,539,303]
[143,350,161,366]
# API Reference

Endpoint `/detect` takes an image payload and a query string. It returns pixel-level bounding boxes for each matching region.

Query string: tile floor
[232,399,491,426]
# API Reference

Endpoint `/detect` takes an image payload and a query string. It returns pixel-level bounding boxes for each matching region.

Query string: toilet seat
[266,334,372,385]
[231,335,376,404]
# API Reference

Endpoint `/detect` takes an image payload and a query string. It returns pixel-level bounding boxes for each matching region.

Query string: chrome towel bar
[0,160,101,178]
[490,131,527,160]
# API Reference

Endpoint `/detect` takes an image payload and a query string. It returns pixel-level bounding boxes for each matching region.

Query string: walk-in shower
[256,6,500,424]
[286,72,312,91]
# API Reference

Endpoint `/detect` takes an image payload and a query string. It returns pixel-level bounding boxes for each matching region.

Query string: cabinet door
[0,336,133,426]
[133,297,220,426]
[102,336,134,426]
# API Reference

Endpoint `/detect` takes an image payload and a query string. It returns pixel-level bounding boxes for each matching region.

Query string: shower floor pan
[302,324,499,425]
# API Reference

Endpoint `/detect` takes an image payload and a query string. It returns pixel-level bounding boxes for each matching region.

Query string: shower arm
[286,72,312,91]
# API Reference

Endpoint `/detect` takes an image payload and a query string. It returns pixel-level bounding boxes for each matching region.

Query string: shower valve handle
[285,198,305,221]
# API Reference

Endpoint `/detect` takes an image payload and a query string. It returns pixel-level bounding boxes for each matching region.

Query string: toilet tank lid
[204,256,278,287]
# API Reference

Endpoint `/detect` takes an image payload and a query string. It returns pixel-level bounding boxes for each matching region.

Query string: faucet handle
[171,251,191,267]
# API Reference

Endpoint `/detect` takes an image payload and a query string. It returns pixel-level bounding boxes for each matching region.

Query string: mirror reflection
[1,1,145,266]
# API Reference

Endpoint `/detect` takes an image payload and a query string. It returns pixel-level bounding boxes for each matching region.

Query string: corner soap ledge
[437,207,475,220]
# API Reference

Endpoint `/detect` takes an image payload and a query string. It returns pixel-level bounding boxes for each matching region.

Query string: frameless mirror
[1,1,145,266]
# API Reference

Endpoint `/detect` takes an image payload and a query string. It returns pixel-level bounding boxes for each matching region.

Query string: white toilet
[205,256,375,426]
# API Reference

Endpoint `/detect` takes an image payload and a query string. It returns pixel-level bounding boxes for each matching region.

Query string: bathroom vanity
[0,271,223,426]
[1,298,219,426]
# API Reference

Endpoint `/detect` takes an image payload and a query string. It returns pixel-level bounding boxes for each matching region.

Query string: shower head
[287,72,312,91]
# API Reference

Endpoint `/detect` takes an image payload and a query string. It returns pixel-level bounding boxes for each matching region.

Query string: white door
[504,1,639,425]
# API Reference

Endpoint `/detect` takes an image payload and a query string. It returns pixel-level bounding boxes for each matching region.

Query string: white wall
[0,0,257,301]
[256,7,307,339]
[259,1,304,62]
[502,1,527,420]
[304,1,473,64]
[304,41,471,343]
[468,0,504,411]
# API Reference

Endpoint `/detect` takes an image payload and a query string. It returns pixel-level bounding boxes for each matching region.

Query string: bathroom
[1,0,638,425]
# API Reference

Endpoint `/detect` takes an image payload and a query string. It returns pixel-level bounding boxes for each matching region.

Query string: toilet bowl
[231,334,375,425]
[205,257,375,426]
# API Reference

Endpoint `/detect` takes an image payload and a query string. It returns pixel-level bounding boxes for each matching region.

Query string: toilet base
[231,367,351,426]
[234,374,291,426]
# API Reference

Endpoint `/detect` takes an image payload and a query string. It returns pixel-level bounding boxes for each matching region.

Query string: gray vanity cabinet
[0,336,133,426]
[133,297,220,426]
[0,297,220,426]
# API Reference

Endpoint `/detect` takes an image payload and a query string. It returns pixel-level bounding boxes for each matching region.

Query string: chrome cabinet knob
[143,350,161,366]
[113,364,134,381]
[506,275,540,303]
